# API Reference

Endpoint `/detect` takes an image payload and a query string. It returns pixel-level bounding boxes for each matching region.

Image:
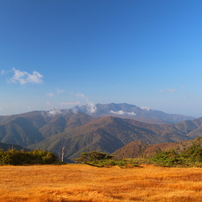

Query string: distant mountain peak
[71,103,195,123]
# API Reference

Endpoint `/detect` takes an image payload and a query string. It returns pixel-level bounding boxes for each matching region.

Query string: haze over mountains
[0,103,200,160]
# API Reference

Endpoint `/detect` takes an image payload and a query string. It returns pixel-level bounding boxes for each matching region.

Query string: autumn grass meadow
[0,164,202,202]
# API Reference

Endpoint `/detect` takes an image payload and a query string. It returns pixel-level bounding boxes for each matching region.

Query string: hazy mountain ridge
[0,110,94,146]
[72,103,195,123]
[0,117,44,147]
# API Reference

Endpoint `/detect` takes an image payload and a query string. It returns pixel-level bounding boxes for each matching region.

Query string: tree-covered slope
[112,138,202,159]
[0,110,94,146]
[0,117,44,146]
[0,142,30,151]
[28,116,202,160]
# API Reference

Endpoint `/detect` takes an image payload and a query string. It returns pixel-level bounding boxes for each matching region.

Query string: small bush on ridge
[74,151,139,168]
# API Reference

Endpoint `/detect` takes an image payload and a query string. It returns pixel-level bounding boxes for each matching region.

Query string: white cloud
[46,93,54,97]
[7,68,43,84]
[140,106,151,111]
[56,87,65,94]
[0,70,7,75]
[75,92,97,113]
[126,112,136,116]
[110,110,136,116]
[86,101,97,113]
[48,109,62,116]
[76,93,85,98]
[110,110,125,115]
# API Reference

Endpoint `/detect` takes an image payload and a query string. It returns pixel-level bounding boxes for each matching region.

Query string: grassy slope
[0,164,202,202]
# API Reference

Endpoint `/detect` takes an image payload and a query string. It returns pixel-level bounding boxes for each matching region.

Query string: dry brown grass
[0,164,202,202]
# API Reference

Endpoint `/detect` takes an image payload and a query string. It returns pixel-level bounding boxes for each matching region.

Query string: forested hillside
[0,105,201,161]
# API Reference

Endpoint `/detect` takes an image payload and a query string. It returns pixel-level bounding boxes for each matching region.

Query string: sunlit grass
[0,164,202,201]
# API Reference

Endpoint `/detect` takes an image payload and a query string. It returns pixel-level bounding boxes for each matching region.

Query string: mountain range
[72,103,195,123]
[0,103,200,160]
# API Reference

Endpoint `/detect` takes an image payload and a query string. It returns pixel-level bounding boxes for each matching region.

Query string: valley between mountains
[0,103,201,161]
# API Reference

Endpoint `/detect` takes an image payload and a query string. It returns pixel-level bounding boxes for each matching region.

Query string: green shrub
[0,149,61,165]
[74,151,139,168]
[74,151,113,164]
[180,143,202,162]
[150,143,202,167]
[150,149,183,167]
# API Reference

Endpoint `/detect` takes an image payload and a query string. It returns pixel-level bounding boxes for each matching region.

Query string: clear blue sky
[1,0,202,117]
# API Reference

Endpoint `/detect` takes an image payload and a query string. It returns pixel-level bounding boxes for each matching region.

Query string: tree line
[0,149,63,165]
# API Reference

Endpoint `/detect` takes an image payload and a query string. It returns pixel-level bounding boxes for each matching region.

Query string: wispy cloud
[2,68,43,84]
[167,88,176,93]
[0,70,8,75]
[158,90,165,93]
[56,87,65,94]
[75,92,97,113]
[76,93,85,98]
[159,88,177,93]
[46,93,54,97]
[27,106,32,111]
[61,102,80,105]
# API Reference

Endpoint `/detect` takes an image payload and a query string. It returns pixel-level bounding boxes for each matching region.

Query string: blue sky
[1,0,202,117]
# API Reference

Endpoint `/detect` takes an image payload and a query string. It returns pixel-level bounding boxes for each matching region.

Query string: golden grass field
[0,164,202,202]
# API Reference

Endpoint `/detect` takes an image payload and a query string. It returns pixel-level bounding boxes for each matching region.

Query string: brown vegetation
[112,138,202,159]
[0,164,202,202]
